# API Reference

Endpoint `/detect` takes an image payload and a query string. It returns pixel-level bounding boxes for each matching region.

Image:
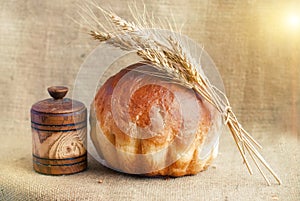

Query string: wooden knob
[47,86,68,99]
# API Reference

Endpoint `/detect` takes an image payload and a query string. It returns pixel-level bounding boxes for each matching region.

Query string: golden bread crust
[91,63,217,176]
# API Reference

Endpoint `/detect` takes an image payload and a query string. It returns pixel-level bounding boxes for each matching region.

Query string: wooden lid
[31,86,85,114]
[31,86,86,126]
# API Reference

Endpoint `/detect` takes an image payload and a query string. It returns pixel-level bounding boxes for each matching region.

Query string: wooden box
[31,86,87,175]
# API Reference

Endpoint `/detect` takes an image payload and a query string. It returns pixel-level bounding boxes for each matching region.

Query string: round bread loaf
[90,63,219,176]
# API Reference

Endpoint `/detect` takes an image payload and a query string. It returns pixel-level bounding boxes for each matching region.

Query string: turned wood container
[31,86,87,175]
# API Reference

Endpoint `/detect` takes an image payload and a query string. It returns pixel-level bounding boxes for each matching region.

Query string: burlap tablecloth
[0,0,299,200]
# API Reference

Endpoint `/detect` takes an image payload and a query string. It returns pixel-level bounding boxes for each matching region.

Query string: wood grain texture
[31,85,87,175]
[31,109,87,127]
[32,127,87,175]
[31,107,87,175]
[32,128,87,159]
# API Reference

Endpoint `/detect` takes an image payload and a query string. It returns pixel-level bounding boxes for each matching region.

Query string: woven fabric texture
[0,0,299,200]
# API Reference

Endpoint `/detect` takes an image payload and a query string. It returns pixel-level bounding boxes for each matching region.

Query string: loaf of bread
[90,63,219,176]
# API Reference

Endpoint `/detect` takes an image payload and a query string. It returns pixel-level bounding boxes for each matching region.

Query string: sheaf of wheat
[78,2,282,185]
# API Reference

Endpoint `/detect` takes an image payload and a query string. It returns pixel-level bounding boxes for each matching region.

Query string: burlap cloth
[0,0,299,200]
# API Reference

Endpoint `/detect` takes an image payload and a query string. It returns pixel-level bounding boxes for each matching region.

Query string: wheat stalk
[81,4,282,185]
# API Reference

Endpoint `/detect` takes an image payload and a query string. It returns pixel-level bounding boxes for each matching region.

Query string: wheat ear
[83,6,282,185]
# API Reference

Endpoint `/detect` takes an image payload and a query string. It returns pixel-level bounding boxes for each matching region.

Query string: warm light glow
[287,13,300,29]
